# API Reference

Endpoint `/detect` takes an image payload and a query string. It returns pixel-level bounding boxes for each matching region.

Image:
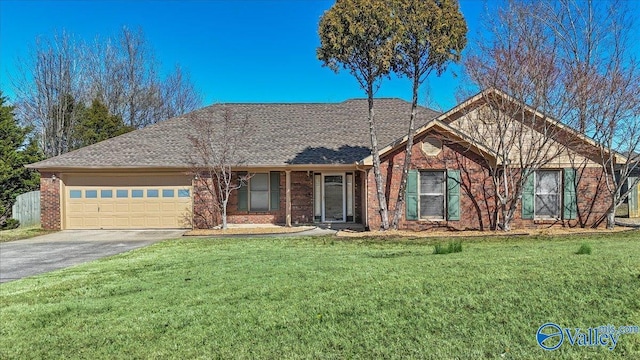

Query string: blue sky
[3,0,626,112]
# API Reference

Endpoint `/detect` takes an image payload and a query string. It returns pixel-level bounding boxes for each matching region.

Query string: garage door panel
[115,217,130,227]
[64,176,192,229]
[161,202,176,212]
[130,203,146,212]
[100,203,115,212]
[83,203,99,212]
[99,217,115,227]
[68,203,84,212]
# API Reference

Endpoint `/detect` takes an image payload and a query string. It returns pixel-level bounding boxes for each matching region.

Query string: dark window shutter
[237,171,248,211]
[563,168,577,220]
[406,170,419,220]
[521,172,535,219]
[270,172,280,211]
[447,170,461,221]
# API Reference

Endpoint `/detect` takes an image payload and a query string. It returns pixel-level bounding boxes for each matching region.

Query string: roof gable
[441,88,626,164]
[359,119,501,166]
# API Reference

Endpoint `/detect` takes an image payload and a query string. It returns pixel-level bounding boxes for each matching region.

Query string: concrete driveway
[0,230,185,283]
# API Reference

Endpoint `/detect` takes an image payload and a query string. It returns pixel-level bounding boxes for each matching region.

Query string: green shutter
[237,171,248,211]
[521,172,535,219]
[270,171,280,211]
[563,168,577,220]
[406,170,419,220]
[447,170,461,221]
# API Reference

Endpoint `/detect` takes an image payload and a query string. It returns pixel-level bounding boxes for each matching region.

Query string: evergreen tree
[0,91,43,227]
[71,98,134,150]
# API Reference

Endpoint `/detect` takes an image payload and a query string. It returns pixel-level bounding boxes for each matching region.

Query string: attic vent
[421,137,442,156]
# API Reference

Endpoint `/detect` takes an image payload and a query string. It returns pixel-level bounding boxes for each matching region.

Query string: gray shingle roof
[28,99,440,169]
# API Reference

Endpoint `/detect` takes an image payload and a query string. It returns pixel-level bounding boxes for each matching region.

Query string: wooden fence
[11,190,40,227]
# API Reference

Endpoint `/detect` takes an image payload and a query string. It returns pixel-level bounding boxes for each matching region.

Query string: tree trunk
[367,87,389,230]
[221,199,228,230]
[392,72,420,229]
[606,198,617,230]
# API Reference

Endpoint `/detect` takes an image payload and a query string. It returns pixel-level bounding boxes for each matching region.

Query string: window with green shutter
[522,170,563,219]
[237,172,281,212]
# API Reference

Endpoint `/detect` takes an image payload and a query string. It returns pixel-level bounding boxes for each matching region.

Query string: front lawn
[1,232,639,359]
[0,226,54,243]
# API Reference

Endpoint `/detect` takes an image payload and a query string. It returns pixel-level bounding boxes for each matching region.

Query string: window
[250,173,269,211]
[147,189,159,198]
[101,190,113,198]
[178,189,190,198]
[85,190,97,199]
[163,189,175,198]
[419,171,446,219]
[117,189,128,198]
[535,170,560,218]
[132,190,144,198]
[70,190,82,199]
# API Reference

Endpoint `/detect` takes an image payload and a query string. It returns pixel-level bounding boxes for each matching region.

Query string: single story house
[28,89,615,230]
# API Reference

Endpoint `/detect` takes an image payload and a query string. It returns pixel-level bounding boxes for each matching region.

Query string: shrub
[434,240,463,255]
[576,243,592,255]
[1,218,20,230]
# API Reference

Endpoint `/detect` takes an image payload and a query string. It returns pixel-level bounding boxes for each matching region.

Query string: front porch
[197,169,367,229]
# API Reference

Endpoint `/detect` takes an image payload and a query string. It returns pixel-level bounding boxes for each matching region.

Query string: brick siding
[40,172,61,230]
[367,131,610,231]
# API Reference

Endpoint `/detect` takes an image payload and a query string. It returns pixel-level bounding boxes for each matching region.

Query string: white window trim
[418,170,446,220]
[534,170,561,219]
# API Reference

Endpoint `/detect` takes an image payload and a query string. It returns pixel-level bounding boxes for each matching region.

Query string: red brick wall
[367,131,495,231]
[508,166,610,229]
[366,131,610,231]
[40,172,61,230]
[193,171,316,228]
[290,171,314,224]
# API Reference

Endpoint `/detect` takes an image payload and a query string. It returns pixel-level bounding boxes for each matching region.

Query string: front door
[323,174,345,222]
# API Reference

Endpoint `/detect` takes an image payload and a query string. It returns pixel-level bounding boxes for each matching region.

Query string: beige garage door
[64,175,192,229]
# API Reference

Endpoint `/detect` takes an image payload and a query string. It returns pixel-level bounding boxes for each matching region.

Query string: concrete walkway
[615,217,640,228]
[0,230,184,283]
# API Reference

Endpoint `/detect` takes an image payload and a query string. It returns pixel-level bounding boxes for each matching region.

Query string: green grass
[433,240,463,254]
[0,225,55,243]
[576,243,593,255]
[1,232,639,359]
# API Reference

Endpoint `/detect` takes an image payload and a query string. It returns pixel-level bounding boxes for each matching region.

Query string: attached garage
[61,174,192,229]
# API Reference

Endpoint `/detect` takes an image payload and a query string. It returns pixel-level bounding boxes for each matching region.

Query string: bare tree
[538,0,640,228]
[12,31,88,157]
[189,107,251,229]
[87,27,202,129]
[160,65,202,120]
[461,0,570,231]
[13,27,202,158]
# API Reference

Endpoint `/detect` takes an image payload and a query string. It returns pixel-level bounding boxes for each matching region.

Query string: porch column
[286,170,292,227]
